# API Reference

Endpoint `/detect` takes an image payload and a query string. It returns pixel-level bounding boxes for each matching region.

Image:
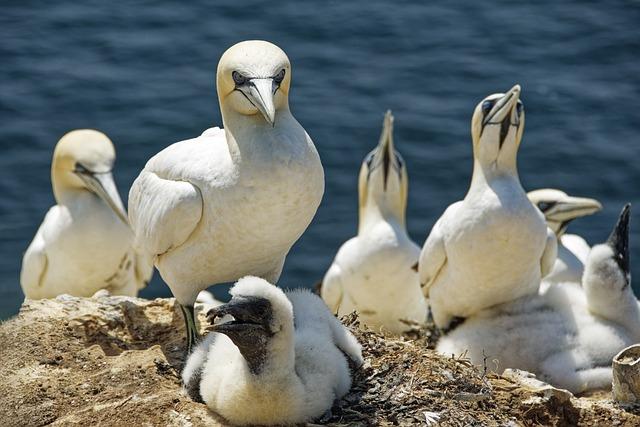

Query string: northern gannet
[418,85,557,328]
[20,130,152,299]
[437,205,639,393]
[182,276,363,425]
[128,41,324,352]
[528,189,602,285]
[320,111,426,334]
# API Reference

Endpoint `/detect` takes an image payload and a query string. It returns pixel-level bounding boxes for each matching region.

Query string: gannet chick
[182,276,363,426]
[418,85,557,329]
[528,188,602,285]
[20,130,152,299]
[437,205,639,393]
[583,204,640,338]
[128,40,324,352]
[320,111,426,334]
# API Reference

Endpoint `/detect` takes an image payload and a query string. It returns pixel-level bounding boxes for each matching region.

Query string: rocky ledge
[0,293,638,426]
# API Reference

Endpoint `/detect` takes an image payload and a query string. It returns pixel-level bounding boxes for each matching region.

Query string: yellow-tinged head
[358,111,409,232]
[51,129,127,224]
[216,40,291,127]
[471,84,525,172]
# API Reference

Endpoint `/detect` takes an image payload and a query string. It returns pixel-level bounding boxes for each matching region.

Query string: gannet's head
[206,276,293,374]
[358,111,408,231]
[216,40,291,127]
[584,204,631,295]
[471,85,525,170]
[528,189,602,236]
[51,130,128,224]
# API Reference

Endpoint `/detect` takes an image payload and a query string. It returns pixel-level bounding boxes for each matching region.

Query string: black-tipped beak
[607,203,631,277]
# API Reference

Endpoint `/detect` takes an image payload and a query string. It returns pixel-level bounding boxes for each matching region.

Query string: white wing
[418,204,459,298]
[20,207,58,297]
[128,169,202,257]
[540,227,558,278]
[320,262,344,314]
[127,130,228,258]
[561,233,591,264]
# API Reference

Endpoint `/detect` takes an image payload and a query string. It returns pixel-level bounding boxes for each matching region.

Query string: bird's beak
[247,78,276,126]
[377,110,395,190]
[607,203,631,278]
[206,296,271,335]
[483,84,521,127]
[77,171,129,225]
[546,196,603,223]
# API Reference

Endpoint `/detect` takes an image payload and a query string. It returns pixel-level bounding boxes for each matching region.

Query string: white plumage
[528,188,602,285]
[321,112,426,334]
[418,85,557,328]
[182,276,363,426]
[127,40,324,349]
[437,205,638,393]
[20,130,152,299]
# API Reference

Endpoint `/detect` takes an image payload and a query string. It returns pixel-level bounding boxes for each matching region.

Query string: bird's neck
[246,329,295,380]
[358,202,406,236]
[469,159,520,191]
[221,104,294,162]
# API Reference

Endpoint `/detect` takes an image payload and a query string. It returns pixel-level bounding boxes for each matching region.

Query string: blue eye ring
[537,201,555,212]
[274,69,285,84]
[482,100,494,112]
[232,71,247,85]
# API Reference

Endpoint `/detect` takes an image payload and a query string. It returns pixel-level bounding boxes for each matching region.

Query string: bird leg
[180,304,199,356]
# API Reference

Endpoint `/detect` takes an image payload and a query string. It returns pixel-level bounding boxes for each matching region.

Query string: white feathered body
[129,120,324,304]
[21,194,141,298]
[427,176,550,324]
[322,220,425,333]
[437,282,637,393]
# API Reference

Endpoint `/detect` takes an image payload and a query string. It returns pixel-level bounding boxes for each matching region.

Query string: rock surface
[0,293,638,426]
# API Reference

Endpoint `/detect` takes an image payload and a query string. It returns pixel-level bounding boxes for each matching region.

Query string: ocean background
[0,1,638,319]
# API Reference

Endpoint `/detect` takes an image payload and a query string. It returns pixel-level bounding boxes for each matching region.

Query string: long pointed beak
[546,196,603,223]
[607,203,631,276]
[248,78,276,126]
[77,171,129,225]
[483,84,521,126]
[377,110,395,189]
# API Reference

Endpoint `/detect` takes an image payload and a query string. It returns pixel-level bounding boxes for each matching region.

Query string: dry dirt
[1,293,639,426]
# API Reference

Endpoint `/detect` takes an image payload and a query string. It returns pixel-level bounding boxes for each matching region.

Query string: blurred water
[0,1,638,319]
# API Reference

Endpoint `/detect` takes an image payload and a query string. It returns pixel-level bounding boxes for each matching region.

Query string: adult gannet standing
[128,41,324,352]
[418,85,557,329]
[437,204,640,393]
[528,189,602,285]
[20,130,152,299]
[182,276,363,425]
[320,111,426,334]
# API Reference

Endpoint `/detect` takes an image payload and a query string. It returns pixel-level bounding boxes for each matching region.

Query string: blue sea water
[0,1,638,319]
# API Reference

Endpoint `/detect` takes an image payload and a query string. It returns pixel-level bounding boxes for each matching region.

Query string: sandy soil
[0,293,638,426]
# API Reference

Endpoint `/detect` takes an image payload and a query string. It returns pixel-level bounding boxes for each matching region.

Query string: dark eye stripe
[274,69,285,84]
[481,100,494,120]
[537,201,556,212]
[232,71,247,86]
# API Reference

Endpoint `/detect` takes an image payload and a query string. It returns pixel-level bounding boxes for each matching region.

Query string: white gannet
[437,205,639,393]
[128,41,324,352]
[182,276,363,425]
[528,188,602,285]
[20,130,152,299]
[418,85,557,329]
[320,111,426,334]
